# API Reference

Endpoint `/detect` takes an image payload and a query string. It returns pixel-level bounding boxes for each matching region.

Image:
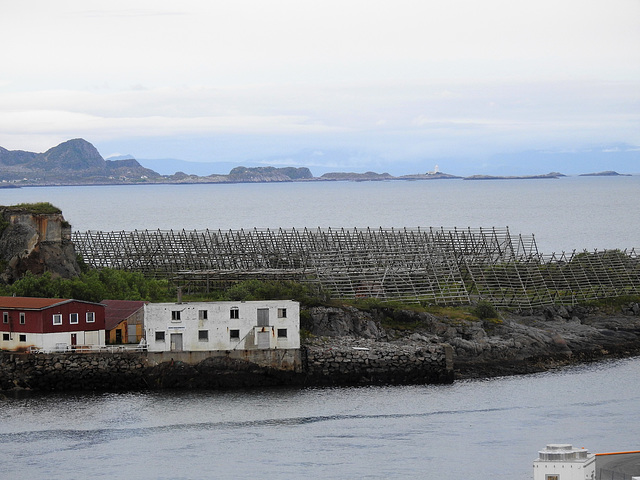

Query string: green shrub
[7,268,170,302]
[473,300,498,320]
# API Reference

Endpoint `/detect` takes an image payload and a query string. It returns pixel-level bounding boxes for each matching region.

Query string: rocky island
[1,139,632,186]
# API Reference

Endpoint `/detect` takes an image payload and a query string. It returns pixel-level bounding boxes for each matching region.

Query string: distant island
[0,139,633,186]
[464,172,566,180]
[579,170,631,177]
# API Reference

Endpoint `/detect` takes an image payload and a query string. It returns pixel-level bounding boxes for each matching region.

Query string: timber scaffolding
[71,227,640,308]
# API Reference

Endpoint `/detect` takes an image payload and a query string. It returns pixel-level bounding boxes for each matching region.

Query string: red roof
[102,299,147,331]
[0,296,72,310]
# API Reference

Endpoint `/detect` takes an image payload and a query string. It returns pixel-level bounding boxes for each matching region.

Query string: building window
[53,314,62,325]
[546,476,559,480]
[198,330,208,341]
[277,328,288,338]
[199,310,208,320]
[230,329,240,339]
[278,308,287,318]
[86,312,95,323]
[155,331,165,342]
[171,310,181,321]
[2,312,7,324]
[230,308,239,319]
[2,333,8,341]
[70,313,79,324]
[19,312,26,324]
[19,334,26,342]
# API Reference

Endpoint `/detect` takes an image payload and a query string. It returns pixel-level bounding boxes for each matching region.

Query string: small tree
[473,300,498,320]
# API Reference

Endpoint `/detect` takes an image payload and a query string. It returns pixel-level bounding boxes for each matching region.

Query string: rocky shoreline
[1,303,639,392]
[303,303,640,380]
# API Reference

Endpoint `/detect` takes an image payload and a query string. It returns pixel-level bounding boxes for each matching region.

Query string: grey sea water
[0,358,639,480]
[0,175,638,254]
[0,176,638,479]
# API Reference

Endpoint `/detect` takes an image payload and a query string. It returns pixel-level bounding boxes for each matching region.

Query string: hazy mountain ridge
[0,139,635,186]
[0,139,161,184]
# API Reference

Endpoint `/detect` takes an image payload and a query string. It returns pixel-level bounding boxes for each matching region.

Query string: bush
[7,269,170,302]
[473,300,498,320]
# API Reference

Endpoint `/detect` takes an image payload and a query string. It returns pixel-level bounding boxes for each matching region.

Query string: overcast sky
[1,0,638,175]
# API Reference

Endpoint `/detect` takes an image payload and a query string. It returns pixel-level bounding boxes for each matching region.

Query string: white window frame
[69,313,79,324]
[230,308,239,319]
[19,334,26,342]
[19,312,25,324]
[171,310,181,321]
[86,311,95,323]
[3,312,8,323]
[53,314,62,325]
[198,310,208,320]
[278,308,287,318]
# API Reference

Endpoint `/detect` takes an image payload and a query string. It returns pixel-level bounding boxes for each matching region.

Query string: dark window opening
[19,334,26,342]
[2,333,9,341]
[230,308,239,319]
[277,328,288,338]
[155,331,165,342]
[171,311,181,321]
[278,308,287,318]
[198,330,208,341]
[199,310,208,320]
[230,329,240,339]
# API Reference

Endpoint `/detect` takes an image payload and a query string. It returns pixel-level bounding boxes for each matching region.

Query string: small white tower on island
[533,444,596,480]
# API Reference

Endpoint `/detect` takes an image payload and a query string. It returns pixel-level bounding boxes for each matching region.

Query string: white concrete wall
[144,300,300,353]
[0,330,105,352]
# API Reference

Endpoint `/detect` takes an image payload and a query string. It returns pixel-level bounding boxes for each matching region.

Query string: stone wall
[303,339,454,386]
[0,352,147,391]
[0,343,454,391]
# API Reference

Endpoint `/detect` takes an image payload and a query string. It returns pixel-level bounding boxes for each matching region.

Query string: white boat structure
[534,444,640,480]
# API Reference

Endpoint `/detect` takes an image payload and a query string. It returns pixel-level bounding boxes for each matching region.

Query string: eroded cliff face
[0,207,80,283]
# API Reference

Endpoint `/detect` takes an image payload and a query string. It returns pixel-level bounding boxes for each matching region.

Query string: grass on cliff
[9,202,62,215]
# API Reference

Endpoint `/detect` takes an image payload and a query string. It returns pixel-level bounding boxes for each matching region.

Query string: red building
[0,296,106,352]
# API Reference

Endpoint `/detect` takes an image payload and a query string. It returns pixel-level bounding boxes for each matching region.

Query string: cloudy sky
[1,0,638,175]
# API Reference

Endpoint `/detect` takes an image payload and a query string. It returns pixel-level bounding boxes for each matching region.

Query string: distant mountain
[228,166,313,182]
[579,171,631,177]
[0,139,161,184]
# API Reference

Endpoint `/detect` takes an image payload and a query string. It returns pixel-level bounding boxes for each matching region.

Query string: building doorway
[170,333,183,352]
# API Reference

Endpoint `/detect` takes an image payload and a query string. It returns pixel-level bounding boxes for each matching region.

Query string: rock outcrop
[302,304,640,379]
[0,205,80,283]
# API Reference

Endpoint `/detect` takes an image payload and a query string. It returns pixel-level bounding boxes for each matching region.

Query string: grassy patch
[10,202,63,215]
[584,295,640,313]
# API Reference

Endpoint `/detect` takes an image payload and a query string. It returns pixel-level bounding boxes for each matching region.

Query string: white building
[533,444,596,480]
[144,300,300,352]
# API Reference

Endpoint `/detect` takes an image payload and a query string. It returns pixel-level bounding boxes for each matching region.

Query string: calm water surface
[0,176,638,254]
[1,357,639,480]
